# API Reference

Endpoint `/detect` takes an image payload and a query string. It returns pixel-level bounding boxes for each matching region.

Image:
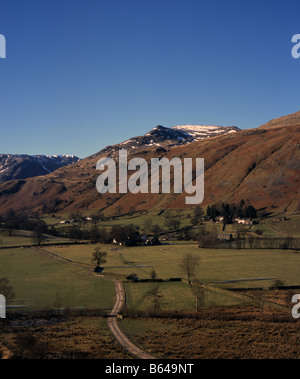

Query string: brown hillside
[0,119,299,216]
[259,110,300,129]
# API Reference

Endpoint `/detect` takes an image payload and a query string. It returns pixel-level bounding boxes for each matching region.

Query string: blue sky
[0,0,300,158]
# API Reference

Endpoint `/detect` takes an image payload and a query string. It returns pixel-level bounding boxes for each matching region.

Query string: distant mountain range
[0,111,299,215]
[0,154,80,184]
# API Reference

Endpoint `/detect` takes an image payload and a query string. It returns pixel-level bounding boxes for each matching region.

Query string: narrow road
[108,279,156,359]
[90,272,156,359]
[34,247,156,359]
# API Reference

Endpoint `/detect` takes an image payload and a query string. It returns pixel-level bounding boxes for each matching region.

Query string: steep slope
[0,154,80,184]
[259,110,300,130]
[0,115,299,215]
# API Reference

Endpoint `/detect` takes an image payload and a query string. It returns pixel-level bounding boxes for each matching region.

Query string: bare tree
[150,269,157,281]
[147,286,167,315]
[180,253,200,286]
[191,279,206,312]
[92,248,107,268]
[90,213,103,226]
[31,228,45,246]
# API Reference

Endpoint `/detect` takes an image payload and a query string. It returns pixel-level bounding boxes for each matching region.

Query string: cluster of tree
[143,219,162,236]
[207,199,257,223]
[234,235,300,250]
[190,205,204,225]
[0,209,48,245]
[110,224,143,246]
[196,226,218,248]
[62,223,144,246]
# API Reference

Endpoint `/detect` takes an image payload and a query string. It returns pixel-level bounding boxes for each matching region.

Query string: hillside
[0,114,299,215]
[0,154,80,184]
[259,110,300,130]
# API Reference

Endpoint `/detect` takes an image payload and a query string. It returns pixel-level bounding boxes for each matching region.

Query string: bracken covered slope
[0,114,299,215]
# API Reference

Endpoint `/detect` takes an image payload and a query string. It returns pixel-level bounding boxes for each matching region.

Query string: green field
[0,246,114,311]
[262,214,300,237]
[45,240,300,312]
[0,229,72,247]
[1,224,300,313]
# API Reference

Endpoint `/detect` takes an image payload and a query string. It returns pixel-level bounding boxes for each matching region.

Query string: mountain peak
[96,123,241,158]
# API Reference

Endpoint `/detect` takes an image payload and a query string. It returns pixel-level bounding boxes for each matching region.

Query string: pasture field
[45,242,300,286]
[262,213,300,237]
[1,229,299,359]
[0,246,114,311]
[25,241,300,312]
[0,229,72,248]
[1,226,300,313]
[43,209,194,234]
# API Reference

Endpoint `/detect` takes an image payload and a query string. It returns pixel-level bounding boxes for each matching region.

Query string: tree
[92,248,107,268]
[146,286,167,315]
[150,224,161,236]
[191,279,206,312]
[150,269,157,281]
[31,228,45,246]
[0,277,15,300]
[246,205,257,218]
[180,253,200,286]
[197,226,218,248]
[90,226,101,244]
[143,218,153,233]
[68,225,82,242]
[90,213,103,226]
[164,217,180,231]
[191,205,204,225]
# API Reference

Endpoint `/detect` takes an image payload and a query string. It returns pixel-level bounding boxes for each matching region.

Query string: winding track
[34,247,156,359]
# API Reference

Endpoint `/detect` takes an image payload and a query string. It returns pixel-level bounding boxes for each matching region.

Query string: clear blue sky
[0,0,300,158]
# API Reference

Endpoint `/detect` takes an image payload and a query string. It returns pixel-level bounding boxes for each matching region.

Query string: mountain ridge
[0,154,80,184]
[0,112,299,215]
[98,124,240,158]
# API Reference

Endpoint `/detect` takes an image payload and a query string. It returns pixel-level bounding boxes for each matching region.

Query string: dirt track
[34,247,156,359]
[89,271,156,359]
